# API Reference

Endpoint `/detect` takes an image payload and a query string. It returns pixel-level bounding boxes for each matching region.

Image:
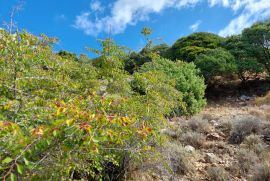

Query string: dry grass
[235,148,259,175]
[251,162,270,181]
[255,92,270,106]
[180,131,206,149]
[207,167,229,181]
[242,134,263,149]
[169,143,196,175]
[229,116,262,144]
[188,117,213,134]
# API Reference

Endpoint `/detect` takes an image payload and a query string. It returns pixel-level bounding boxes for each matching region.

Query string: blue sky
[1,0,270,57]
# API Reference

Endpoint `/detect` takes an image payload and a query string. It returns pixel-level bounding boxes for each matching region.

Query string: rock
[184,145,195,153]
[206,132,224,141]
[239,95,251,101]
[204,153,220,164]
[209,120,219,127]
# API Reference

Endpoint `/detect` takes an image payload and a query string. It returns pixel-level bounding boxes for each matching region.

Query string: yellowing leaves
[136,126,153,139]
[31,126,44,137]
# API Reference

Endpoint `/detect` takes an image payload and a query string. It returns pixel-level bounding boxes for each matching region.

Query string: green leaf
[2,157,13,164]
[17,164,23,174]
[10,173,17,181]
[23,158,30,166]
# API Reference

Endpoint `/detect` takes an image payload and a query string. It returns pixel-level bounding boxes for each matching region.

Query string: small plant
[242,134,267,155]
[243,134,262,148]
[218,120,232,137]
[188,117,213,134]
[251,162,270,181]
[229,117,262,144]
[169,143,195,175]
[207,166,229,181]
[236,148,259,174]
[180,131,206,149]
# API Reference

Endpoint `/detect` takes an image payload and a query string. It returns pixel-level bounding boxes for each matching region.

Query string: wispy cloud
[73,0,270,37]
[189,20,202,32]
[218,0,270,36]
[73,0,202,36]
[54,14,66,22]
[90,0,104,12]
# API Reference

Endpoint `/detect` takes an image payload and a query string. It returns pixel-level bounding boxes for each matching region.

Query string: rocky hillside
[129,96,270,181]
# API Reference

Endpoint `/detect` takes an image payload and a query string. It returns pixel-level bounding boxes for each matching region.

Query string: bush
[139,54,206,116]
[0,32,181,180]
[236,148,259,174]
[188,117,212,134]
[169,143,195,175]
[207,167,229,181]
[229,117,262,144]
[180,131,206,149]
[251,162,270,181]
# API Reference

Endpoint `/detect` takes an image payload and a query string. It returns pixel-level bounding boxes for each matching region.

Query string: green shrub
[139,55,206,116]
[0,31,181,180]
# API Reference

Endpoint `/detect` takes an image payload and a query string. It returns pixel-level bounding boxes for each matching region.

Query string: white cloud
[90,0,104,12]
[74,0,203,36]
[218,0,270,36]
[54,14,66,22]
[74,0,270,36]
[189,20,202,32]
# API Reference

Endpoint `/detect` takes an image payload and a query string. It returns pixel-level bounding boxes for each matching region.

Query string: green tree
[169,32,224,62]
[223,35,264,81]
[242,20,270,74]
[195,48,237,81]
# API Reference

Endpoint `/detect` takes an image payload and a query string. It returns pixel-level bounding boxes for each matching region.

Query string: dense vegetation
[0,17,269,180]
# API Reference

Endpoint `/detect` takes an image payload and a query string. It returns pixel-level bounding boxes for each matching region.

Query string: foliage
[223,35,264,81]
[0,30,181,180]
[169,32,224,62]
[242,20,270,74]
[194,48,237,81]
[124,44,170,74]
[207,166,230,181]
[57,50,79,61]
[139,54,206,115]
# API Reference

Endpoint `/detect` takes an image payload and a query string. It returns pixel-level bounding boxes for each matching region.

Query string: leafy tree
[139,54,206,116]
[57,50,79,61]
[223,35,264,81]
[195,48,237,81]
[242,20,270,74]
[169,32,224,62]
[124,44,169,74]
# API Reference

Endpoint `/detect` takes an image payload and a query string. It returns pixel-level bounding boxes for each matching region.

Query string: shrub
[169,143,195,175]
[217,120,233,137]
[229,117,262,144]
[180,131,206,149]
[243,135,262,149]
[207,166,229,181]
[139,54,206,116]
[188,117,212,134]
[251,162,270,181]
[0,31,181,180]
[236,148,259,174]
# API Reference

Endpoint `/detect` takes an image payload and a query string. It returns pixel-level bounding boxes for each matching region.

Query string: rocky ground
[129,95,270,181]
